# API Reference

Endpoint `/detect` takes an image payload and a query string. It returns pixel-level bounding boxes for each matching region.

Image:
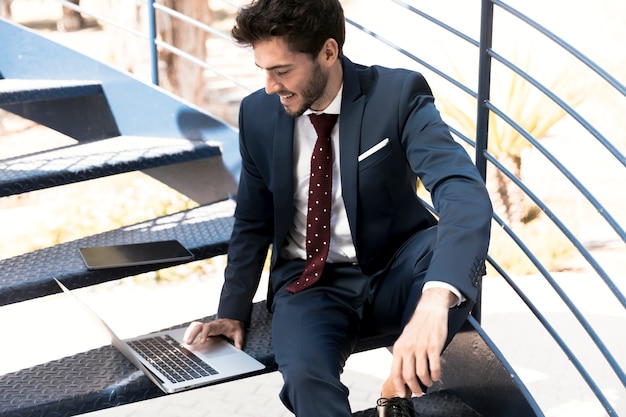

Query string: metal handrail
[485,102,626,306]
[54,0,147,39]
[489,50,626,170]
[488,253,618,416]
[493,0,626,99]
[391,0,479,48]
[152,2,233,41]
[345,18,476,99]
[485,150,625,385]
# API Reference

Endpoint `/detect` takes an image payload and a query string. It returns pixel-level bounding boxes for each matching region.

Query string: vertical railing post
[147,0,159,86]
[473,0,495,323]
[476,0,494,182]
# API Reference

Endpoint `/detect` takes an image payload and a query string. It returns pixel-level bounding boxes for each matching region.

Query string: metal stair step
[0,135,222,197]
[0,300,396,417]
[0,198,236,307]
[0,79,103,105]
[0,299,483,417]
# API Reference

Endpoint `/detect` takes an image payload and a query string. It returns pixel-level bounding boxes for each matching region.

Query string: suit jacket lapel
[273,109,295,256]
[339,57,364,245]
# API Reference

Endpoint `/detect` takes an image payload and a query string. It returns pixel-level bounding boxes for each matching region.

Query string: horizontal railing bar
[151,2,234,43]
[346,17,476,99]
[488,50,626,169]
[493,0,626,98]
[485,99,626,246]
[155,40,256,92]
[485,154,626,384]
[218,0,243,9]
[448,125,476,149]
[488,104,625,247]
[483,134,626,309]
[391,0,479,47]
[487,254,619,416]
[55,0,147,40]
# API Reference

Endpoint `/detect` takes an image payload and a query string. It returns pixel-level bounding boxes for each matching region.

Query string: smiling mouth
[279,93,294,100]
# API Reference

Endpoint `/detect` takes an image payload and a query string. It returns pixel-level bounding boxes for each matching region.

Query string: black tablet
[79,240,194,270]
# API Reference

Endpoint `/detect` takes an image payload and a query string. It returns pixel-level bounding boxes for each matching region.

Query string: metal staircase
[0,18,239,300]
[0,13,541,417]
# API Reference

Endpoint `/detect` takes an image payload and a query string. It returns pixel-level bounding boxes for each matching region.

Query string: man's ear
[319,38,339,67]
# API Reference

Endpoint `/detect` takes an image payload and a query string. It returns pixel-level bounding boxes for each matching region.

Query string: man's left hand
[389,287,457,397]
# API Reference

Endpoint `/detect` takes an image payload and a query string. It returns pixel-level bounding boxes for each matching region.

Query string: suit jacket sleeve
[216,95,274,325]
[398,72,492,303]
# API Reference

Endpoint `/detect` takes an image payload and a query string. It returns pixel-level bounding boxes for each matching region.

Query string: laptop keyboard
[128,335,219,384]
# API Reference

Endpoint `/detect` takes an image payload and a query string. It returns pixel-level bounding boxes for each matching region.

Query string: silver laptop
[55,279,265,394]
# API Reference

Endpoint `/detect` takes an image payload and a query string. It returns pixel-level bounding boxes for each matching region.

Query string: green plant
[438,58,587,275]
[440,59,584,227]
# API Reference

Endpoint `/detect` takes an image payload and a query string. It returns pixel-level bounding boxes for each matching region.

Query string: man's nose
[265,72,280,95]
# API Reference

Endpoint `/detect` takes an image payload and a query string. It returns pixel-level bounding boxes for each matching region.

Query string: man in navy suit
[185,0,492,415]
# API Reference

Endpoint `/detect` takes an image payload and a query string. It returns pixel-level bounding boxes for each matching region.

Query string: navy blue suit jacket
[218,57,492,324]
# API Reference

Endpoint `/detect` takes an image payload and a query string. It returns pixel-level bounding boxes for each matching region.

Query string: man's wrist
[422,281,465,308]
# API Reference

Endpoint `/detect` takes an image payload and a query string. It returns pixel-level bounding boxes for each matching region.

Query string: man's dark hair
[232,0,345,59]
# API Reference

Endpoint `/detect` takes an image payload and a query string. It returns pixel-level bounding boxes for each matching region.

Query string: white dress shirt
[280,86,356,263]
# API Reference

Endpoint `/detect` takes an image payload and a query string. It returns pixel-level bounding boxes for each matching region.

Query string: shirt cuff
[422,281,466,308]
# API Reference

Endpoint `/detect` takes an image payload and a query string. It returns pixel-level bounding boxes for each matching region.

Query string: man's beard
[283,62,328,118]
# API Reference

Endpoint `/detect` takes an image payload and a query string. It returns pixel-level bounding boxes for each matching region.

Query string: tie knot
[309,113,338,139]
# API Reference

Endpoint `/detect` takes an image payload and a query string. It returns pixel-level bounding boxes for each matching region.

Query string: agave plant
[440,61,584,227]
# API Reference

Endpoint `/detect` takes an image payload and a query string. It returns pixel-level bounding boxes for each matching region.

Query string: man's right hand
[183,318,246,350]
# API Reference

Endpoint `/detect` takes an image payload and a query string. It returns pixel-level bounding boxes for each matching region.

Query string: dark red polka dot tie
[286,113,338,293]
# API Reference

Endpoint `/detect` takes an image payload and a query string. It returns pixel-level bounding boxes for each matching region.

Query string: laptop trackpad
[166,327,238,358]
[191,336,239,358]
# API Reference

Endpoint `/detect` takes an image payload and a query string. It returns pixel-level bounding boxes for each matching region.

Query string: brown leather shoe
[376,397,419,417]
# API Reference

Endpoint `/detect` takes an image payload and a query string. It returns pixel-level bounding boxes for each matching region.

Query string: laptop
[55,279,265,394]
[79,240,195,270]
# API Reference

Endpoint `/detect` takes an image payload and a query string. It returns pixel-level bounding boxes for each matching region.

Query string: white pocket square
[358,138,390,162]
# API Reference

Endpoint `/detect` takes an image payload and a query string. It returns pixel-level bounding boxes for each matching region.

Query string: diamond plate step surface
[0,301,482,417]
[0,199,235,306]
[0,135,222,197]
